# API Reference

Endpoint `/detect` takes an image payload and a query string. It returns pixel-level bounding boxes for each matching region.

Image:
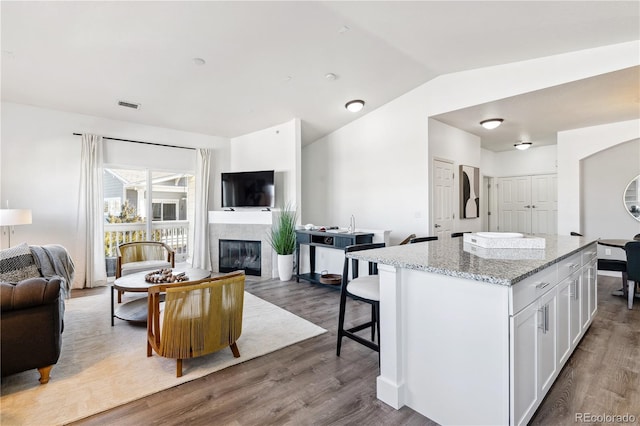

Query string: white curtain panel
[192,148,212,270]
[76,134,106,288]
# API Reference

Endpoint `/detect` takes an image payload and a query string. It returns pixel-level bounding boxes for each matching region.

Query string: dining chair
[398,234,416,245]
[409,236,438,243]
[451,232,470,238]
[147,270,245,377]
[337,243,385,356]
[624,242,640,309]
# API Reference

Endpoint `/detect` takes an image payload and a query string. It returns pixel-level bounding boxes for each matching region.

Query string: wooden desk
[295,229,373,286]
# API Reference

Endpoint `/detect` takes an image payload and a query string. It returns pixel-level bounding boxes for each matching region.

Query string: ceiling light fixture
[514,142,533,150]
[345,100,365,112]
[480,118,504,130]
[325,73,337,81]
[192,57,206,66]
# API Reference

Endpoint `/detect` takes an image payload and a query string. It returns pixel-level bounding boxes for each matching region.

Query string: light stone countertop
[347,235,598,286]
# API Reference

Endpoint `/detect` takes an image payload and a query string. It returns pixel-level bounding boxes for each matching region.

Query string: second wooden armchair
[147,270,245,377]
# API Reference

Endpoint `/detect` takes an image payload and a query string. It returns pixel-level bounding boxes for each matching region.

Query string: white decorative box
[463,232,546,249]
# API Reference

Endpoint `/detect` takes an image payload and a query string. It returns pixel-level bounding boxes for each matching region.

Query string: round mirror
[623,174,640,221]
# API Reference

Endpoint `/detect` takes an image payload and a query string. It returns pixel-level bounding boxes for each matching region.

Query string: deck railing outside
[104,220,190,261]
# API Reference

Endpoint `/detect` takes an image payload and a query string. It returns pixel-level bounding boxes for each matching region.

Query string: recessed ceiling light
[514,142,532,150]
[338,25,351,34]
[192,57,206,66]
[325,73,337,81]
[480,118,504,130]
[345,100,365,112]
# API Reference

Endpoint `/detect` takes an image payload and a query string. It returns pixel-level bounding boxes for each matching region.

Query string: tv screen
[221,170,275,208]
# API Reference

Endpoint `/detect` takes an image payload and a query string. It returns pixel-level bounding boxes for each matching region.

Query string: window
[103,167,194,265]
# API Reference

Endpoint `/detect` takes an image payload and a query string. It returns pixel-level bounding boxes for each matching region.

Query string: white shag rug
[0,290,326,426]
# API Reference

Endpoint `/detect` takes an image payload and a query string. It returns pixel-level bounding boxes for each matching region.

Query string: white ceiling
[2,1,639,148]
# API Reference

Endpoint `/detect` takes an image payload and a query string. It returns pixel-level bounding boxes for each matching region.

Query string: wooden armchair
[147,271,245,377]
[116,241,175,302]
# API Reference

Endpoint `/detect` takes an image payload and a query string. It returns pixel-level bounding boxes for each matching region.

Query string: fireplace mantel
[208,210,273,225]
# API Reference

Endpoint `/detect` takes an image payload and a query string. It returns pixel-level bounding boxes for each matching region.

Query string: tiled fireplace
[219,239,261,276]
[209,211,274,279]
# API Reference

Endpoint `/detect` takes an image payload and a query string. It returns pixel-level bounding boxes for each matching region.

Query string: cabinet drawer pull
[584,251,595,256]
[538,304,550,334]
[536,282,551,289]
[569,279,579,299]
[566,263,579,269]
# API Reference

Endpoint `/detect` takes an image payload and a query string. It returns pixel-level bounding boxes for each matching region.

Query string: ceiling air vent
[117,100,141,110]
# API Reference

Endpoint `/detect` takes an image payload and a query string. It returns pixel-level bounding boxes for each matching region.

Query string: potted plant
[267,203,297,281]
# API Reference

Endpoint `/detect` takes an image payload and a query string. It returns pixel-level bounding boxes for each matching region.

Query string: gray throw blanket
[30,245,75,299]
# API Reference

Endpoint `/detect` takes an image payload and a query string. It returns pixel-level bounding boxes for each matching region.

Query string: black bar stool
[337,242,385,356]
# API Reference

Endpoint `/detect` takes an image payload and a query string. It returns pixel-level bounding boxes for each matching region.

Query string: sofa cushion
[121,260,172,276]
[0,277,62,311]
[0,243,40,282]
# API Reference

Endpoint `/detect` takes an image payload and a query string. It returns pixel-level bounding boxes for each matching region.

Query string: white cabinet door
[538,289,557,395]
[587,259,598,319]
[580,264,591,331]
[510,302,539,426]
[569,273,582,348]
[556,278,572,366]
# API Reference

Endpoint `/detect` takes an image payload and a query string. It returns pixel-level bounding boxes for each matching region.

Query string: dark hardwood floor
[70,275,639,426]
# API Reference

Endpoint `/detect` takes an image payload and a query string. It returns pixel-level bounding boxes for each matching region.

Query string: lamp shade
[0,209,32,226]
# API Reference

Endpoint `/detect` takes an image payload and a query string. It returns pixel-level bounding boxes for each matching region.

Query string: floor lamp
[0,209,32,248]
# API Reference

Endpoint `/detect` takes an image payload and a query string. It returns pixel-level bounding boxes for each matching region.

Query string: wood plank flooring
[69,275,639,425]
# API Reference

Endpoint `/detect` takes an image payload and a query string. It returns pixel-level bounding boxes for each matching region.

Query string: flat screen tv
[221,170,275,208]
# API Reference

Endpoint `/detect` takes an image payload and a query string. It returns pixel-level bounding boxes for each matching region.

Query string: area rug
[0,289,326,426]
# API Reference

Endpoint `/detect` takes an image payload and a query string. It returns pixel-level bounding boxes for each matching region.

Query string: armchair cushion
[121,260,173,276]
[0,243,40,282]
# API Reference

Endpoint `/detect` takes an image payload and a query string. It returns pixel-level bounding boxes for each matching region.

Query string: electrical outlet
[605,248,612,255]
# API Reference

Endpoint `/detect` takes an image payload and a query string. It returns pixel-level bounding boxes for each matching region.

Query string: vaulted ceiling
[2,1,639,149]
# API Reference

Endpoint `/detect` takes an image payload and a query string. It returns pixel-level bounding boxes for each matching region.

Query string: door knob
[434,224,441,228]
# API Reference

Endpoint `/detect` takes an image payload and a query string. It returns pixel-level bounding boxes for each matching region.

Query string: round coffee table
[111,267,211,325]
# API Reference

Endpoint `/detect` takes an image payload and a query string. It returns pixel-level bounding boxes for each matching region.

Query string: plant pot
[105,257,116,277]
[277,254,294,281]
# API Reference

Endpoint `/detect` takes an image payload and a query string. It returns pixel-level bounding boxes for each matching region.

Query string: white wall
[303,92,429,242]
[487,145,557,177]
[429,119,482,234]
[303,41,639,244]
[557,119,640,235]
[229,118,301,215]
[581,139,640,241]
[0,102,230,287]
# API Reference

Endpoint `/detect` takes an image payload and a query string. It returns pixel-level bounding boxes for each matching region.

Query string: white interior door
[433,159,454,239]
[530,174,558,234]
[499,176,531,233]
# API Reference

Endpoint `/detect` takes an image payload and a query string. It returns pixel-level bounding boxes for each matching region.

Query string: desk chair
[624,242,640,309]
[337,243,385,356]
[409,236,438,243]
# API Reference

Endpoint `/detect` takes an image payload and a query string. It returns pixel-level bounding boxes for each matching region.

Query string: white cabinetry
[510,302,539,426]
[509,243,597,426]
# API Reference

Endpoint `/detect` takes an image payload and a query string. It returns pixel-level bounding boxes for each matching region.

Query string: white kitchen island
[347,235,598,426]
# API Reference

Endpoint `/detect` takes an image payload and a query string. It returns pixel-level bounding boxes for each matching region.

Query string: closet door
[498,176,531,233]
[531,174,558,235]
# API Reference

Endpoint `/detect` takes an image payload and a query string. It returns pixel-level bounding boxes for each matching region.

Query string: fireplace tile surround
[209,211,274,279]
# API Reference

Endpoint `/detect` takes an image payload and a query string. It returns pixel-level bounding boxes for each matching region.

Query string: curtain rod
[72,133,196,151]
